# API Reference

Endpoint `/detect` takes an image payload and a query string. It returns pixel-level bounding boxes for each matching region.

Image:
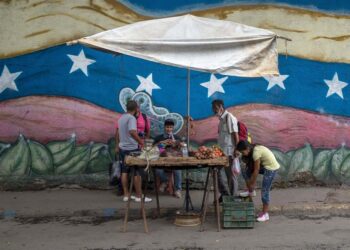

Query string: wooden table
[123,156,229,233]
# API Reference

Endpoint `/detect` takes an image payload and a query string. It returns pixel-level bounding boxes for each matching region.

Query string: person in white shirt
[212,99,239,202]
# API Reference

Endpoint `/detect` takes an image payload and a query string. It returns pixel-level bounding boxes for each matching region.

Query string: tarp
[78,14,279,77]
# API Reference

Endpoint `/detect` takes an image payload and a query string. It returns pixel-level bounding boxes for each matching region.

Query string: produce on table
[194,145,224,159]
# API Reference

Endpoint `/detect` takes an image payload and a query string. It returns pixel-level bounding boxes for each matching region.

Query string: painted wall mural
[0,0,350,185]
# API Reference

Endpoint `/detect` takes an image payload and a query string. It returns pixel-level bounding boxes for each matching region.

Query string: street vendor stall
[69,14,285,232]
[124,155,229,232]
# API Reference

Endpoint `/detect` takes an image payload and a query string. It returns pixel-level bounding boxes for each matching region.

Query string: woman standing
[236,140,280,222]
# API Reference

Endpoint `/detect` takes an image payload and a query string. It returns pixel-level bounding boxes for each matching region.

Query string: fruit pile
[194,145,225,159]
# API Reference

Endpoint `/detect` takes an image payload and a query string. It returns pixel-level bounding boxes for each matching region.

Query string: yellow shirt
[252,145,280,171]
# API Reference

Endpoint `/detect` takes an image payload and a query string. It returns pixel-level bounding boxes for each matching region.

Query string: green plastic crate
[222,196,255,229]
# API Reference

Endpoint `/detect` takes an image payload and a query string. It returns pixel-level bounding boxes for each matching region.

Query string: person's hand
[234,150,240,158]
[162,139,172,145]
[139,140,144,149]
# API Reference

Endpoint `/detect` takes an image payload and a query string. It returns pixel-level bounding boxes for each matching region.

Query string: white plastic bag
[109,159,121,186]
[231,157,241,176]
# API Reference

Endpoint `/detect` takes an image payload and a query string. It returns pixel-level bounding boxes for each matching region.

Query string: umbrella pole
[185,68,192,212]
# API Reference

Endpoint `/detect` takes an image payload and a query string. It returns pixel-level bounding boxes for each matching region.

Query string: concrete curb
[1,203,350,224]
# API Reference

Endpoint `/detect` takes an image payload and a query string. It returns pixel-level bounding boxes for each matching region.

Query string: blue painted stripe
[120,0,350,16]
[0,44,349,119]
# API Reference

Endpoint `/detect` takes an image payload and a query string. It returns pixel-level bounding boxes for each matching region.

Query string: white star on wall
[200,74,228,98]
[324,72,348,99]
[263,75,289,91]
[136,73,161,96]
[67,49,96,76]
[0,65,22,94]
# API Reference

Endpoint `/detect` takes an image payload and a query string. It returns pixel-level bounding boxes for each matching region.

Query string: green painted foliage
[0,135,30,176]
[90,143,108,160]
[339,155,350,183]
[271,149,291,177]
[312,149,335,181]
[55,145,91,175]
[0,143,11,155]
[47,135,76,166]
[86,148,111,174]
[28,140,54,175]
[108,138,116,161]
[288,144,313,177]
[331,146,350,181]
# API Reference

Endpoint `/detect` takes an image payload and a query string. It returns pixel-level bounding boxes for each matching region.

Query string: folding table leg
[213,167,221,232]
[153,168,160,217]
[200,168,212,232]
[123,168,135,232]
[201,168,211,212]
[141,170,149,233]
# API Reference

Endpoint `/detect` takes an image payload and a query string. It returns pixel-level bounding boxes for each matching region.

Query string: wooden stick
[277,35,292,41]
[141,170,149,233]
[123,168,135,232]
[200,168,212,232]
[213,168,221,232]
[201,168,211,212]
[153,169,161,217]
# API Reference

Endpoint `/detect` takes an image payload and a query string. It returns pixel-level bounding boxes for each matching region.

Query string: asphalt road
[1,215,350,250]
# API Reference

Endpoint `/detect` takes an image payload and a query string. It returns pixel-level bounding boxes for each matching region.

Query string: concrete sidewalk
[1,186,350,222]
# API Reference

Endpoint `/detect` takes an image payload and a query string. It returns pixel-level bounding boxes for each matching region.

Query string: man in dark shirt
[154,119,182,198]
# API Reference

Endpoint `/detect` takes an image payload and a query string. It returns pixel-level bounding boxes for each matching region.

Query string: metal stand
[183,176,194,211]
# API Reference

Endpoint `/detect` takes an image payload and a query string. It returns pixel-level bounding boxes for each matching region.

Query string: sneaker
[159,182,167,193]
[257,212,269,222]
[134,196,152,203]
[174,190,182,199]
[256,212,264,218]
[122,195,136,202]
[239,190,256,197]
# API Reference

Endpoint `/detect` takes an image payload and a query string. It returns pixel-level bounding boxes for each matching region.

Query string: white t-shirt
[218,110,238,156]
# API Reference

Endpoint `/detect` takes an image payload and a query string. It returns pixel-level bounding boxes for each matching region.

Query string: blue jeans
[242,167,277,205]
[156,169,182,191]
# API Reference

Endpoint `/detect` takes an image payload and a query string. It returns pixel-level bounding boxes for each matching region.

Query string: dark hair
[211,99,224,108]
[126,100,138,112]
[236,140,251,151]
[164,119,175,126]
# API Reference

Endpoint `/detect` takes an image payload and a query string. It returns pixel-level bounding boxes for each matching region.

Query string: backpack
[237,121,248,141]
[226,114,252,143]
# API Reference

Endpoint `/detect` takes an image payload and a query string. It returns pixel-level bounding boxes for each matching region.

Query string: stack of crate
[222,196,255,229]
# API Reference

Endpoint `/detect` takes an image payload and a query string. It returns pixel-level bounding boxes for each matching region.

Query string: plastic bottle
[182,143,189,157]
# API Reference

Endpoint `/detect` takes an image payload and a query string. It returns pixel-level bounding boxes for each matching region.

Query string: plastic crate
[222,196,255,229]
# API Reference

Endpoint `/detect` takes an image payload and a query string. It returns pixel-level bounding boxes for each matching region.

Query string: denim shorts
[261,169,277,205]
[242,166,276,205]
[119,148,141,175]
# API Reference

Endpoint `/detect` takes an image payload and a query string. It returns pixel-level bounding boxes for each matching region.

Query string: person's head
[211,99,225,117]
[126,100,138,115]
[135,101,141,116]
[164,119,175,134]
[236,140,252,156]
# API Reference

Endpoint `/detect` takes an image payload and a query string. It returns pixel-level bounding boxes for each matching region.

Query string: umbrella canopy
[78,14,279,77]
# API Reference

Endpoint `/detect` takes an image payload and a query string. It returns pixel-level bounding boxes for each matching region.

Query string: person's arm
[145,116,151,139]
[130,130,144,148]
[248,159,261,189]
[128,116,144,148]
[115,127,120,154]
[232,132,239,146]
[145,130,151,139]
